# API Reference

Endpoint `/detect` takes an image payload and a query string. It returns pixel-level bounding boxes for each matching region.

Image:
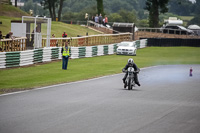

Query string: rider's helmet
[128,58,134,66]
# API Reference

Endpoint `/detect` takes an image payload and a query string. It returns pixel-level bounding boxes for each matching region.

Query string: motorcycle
[123,67,138,90]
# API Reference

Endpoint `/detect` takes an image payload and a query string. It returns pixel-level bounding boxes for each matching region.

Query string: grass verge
[0,47,200,94]
[0,16,99,38]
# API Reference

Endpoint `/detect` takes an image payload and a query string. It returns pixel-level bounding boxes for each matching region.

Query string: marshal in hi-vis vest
[62,46,70,56]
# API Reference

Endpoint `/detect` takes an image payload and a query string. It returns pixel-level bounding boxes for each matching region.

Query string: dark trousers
[62,56,69,70]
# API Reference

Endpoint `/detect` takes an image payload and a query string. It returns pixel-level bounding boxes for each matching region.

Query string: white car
[117,41,137,56]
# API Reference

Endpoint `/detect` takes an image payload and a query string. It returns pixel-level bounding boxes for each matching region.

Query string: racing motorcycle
[123,67,137,90]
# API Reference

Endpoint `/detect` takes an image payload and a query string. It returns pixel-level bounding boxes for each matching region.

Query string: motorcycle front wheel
[128,79,132,90]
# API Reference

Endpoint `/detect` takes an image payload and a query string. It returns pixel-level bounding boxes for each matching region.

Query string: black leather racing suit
[122,63,140,86]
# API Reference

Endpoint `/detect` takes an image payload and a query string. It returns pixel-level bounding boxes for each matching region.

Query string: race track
[0,65,200,133]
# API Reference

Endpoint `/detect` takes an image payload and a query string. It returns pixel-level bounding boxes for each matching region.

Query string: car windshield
[118,42,134,47]
[177,26,187,30]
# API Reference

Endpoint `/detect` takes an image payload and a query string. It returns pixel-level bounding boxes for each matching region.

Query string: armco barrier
[103,45,109,55]
[0,52,6,68]
[85,46,92,58]
[78,47,86,58]
[0,39,147,69]
[97,45,104,56]
[136,40,140,49]
[34,49,43,63]
[0,44,117,68]
[20,50,34,66]
[6,52,20,68]
[51,48,59,59]
[92,46,98,56]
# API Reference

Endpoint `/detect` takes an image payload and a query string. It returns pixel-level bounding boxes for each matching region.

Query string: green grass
[0,4,28,14]
[0,16,22,35]
[179,16,194,26]
[0,4,100,37]
[51,21,100,38]
[0,47,200,94]
[179,16,194,21]
[0,16,100,38]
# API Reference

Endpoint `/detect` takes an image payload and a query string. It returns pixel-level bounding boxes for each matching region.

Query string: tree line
[20,0,200,27]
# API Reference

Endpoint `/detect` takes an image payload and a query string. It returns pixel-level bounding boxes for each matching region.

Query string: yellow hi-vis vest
[62,46,70,56]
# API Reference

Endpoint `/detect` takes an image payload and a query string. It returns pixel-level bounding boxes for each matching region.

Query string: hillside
[0,4,29,17]
[0,4,100,37]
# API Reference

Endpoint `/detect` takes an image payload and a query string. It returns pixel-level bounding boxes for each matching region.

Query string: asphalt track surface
[0,65,200,133]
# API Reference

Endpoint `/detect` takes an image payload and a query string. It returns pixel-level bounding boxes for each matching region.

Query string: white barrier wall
[0,39,147,69]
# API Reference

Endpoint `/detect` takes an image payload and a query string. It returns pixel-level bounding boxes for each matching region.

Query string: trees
[41,0,57,21]
[22,0,48,16]
[108,9,137,23]
[15,0,17,7]
[189,0,200,25]
[41,0,65,21]
[96,0,104,15]
[168,0,194,16]
[58,0,64,21]
[145,0,169,27]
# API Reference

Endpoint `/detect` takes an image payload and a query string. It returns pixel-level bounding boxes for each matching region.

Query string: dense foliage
[188,0,200,25]
[145,0,169,27]
[20,0,199,26]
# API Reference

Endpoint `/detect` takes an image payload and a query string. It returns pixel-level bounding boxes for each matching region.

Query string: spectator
[52,34,55,38]
[99,14,102,25]
[5,32,14,39]
[61,40,71,70]
[51,34,58,47]
[95,14,99,23]
[92,16,95,22]
[103,18,105,26]
[190,67,193,77]
[62,32,67,38]
[91,16,95,26]
[104,15,108,26]
[0,31,2,39]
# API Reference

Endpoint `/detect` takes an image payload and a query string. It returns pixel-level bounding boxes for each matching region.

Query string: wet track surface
[0,65,200,133]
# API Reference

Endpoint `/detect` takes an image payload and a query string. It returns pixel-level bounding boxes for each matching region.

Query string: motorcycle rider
[122,58,140,86]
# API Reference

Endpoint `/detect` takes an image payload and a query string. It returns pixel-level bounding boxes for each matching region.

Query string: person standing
[61,40,70,70]
[62,32,67,38]
[104,15,108,26]
[189,67,193,77]
[103,18,105,26]
[99,14,102,25]
[5,32,14,39]
[95,14,99,24]
[62,32,67,46]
